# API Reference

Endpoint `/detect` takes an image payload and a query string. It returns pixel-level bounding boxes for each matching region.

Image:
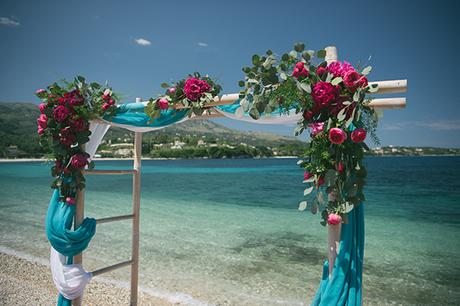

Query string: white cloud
[197,42,208,47]
[382,120,460,131]
[134,38,151,46]
[0,17,20,27]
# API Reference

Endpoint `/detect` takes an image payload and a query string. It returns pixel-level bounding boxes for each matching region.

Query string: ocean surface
[0,156,459,305]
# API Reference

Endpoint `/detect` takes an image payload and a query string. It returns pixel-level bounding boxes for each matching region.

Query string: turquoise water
[0,157,459,305]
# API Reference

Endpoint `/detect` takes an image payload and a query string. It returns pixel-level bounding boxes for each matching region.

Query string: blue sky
[1,0,459,147]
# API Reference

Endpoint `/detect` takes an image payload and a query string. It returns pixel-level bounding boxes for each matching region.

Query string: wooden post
[130,97,142,305]
[325,46,342,277]
[73,144,86,306]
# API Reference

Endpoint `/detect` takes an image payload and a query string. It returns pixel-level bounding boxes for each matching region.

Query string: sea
[0,156,459,305]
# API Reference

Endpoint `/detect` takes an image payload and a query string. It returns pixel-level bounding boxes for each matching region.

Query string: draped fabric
[311,204,365,306]
[45,101,364,305]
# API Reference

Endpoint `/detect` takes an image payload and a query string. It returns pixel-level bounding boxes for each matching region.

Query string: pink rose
[158,98,169,110]
[168,87,176,94]
[292,62,309,78]
[303,110,314,120]
[312,82,337,107]
[71,153,89,169]
[327,213,342,225]
[35,89,46,94]
[65,197,76,205]
[351,128,367,143]
[343,71,367,91]
[53,105,70,122]
[304,171,313,181]
[329,128,347,145]
[183,78,211,101]
[316,66,326,76]
[37,114,48,135]
[327,61,355,78]
[309,122,324,137]
[102,103,111,111]
[39,103,46,113]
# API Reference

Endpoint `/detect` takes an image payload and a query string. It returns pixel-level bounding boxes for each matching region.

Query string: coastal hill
[1,102,459,159]
[0,102,306,158]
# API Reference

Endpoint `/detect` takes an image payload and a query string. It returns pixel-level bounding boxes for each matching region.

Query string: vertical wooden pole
[325,46,342,277]
[73,144,85,306]
[130,97,142,305]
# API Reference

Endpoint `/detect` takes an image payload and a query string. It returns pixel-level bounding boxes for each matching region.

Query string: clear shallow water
[0,157,459,305]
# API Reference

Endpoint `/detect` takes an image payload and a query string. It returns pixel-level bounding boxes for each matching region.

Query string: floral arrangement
[238,43,379,226]
[145,72,222,121]
[35,76,118,203]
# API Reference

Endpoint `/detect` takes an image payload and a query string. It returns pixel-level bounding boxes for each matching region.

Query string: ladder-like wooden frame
[71,47,407,306]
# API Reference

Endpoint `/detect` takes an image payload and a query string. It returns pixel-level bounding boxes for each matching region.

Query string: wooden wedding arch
[72,46,407,305]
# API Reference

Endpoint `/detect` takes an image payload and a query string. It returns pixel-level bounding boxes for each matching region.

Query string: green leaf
[310,201,318,214]
[160,82,169,88]
[301,51,311,61]
[238,80,245,87]
[266,49,273,55]
[252,54,261,65]
[304,186,314,196]
[298,201,308,211]
[289,50,297,58]
[325,169,338,186]
[353,91,360,102]
[337,108,347,121]
[249,107,260,120]
[281,53,289,61]
[280,72,287,81]
[294,42,305,52]
[368,83,379,93]
[299,82,311,93]
[362,66,372,75]
[331,77,343,86]
[317,49,326,59]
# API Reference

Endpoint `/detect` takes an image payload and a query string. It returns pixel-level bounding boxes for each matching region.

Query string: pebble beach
[0,252,173,306]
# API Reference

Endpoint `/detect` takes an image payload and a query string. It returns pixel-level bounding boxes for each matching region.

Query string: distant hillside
[0,102,305,158]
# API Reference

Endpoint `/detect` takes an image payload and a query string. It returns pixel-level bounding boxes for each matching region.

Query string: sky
[1,0,459,147]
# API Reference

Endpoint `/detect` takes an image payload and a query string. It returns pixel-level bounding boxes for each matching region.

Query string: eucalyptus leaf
[294,43,305,52]
[298,201,308,211]
[310,201,318,214]
[337,108,347,122]
[317,49,326,58]
[324,169,338,186]
[289,50,297,58]
[331,77,343,86]
[300,82,311,93]
[304,186,314,196]
[362,66,372,75]
[353,91,360,102]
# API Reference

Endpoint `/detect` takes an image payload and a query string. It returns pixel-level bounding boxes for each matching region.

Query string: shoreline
[0,154,459,163]
[0,246,208,306]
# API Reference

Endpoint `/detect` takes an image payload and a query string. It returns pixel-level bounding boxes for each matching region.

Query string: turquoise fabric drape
[46,189,96,306]
[103,102,189,128]
[311,204,364,306]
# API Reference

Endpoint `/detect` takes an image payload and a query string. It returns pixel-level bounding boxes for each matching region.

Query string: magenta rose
[327,61,355,78]
[102,103,111,111]
[351,128,367,143]
[71,153,89,169]
[53,105,70,122]
[329,128,347,145]
[317,176,325,187]
[327,213,342,225]
[59,127,76,146]
[158,98,169,110]
[312,82,337,107]
[183,78,211,101]
[303,110,314,120]
[65,197,76,205]
[336,162,344,172]
[292,62,309,78]
[37,114,48,135]
[70,118,87,132]
[316,66,326,76]
[304,171,313,181]
[309,122,324,137]
[68,90,84,106]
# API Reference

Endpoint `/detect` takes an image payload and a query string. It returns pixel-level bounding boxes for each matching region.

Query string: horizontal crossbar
[96,214,134,224]
[83,169,137,175]
[91,259,133,277]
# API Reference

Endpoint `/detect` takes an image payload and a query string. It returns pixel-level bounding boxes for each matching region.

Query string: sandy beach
[0,252,174,306]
